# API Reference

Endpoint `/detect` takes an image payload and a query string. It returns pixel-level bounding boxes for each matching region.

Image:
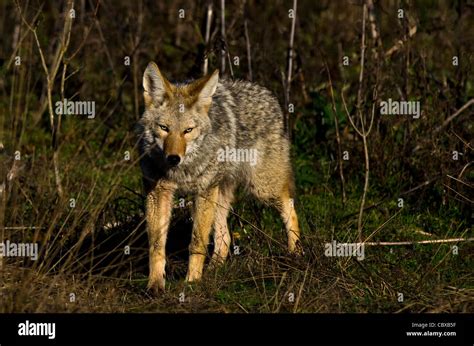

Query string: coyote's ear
[196,69,219,108]
[143,62,171,107]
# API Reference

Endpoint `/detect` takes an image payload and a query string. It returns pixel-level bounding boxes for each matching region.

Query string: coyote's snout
[137,62,301,294]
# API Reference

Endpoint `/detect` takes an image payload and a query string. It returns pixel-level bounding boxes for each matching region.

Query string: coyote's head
[141,62,219,167]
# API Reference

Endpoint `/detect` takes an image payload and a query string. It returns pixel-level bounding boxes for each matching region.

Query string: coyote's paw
[289,241,305,257]
[147,277,166,296]
[185,270,203,283]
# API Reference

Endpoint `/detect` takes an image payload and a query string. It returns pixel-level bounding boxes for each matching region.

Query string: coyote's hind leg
[277,177,301,254]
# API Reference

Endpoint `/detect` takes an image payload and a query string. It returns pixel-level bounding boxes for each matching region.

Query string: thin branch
[366,0,382,59]
[434,98,474,133]
[364,209,403,243]
[203,2,213,75]
[458,161,472,179]
[226,50,235,79]
[285,0,297,121]
[359,125,369,242]
[366,101,376,136]
[341,90,364,137]
[363,238,474,246]
[66,0,100,63]
[341,3,370,242]
[220,0,226,73]
[325,62,346,204]
[244,19,252,81]
[443,183,473,204]
[385,25,417,58]
[451,130,473,150]
[447,175,472,188]
[7,3,44,70]
[356,3,367,114]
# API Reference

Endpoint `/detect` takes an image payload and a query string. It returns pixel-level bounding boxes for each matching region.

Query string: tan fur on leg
[146,181,176,294]
[279,180,302,254]
[186,186,219,282]
[210,184,235,266]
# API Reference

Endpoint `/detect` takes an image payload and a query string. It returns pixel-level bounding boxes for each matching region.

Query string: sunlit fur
[136,62,301,294]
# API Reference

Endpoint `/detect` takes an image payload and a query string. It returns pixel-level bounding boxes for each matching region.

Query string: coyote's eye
[184,127,193,134]
[159,124,169,132]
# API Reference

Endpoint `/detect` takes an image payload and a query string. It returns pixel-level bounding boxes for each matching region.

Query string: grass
[1,140,472,313]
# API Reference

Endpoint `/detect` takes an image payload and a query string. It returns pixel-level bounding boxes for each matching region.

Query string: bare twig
[434,98,474,133]
[366,0,382,59]
[244,19,252,81]
[451,130,473,150]
[293,264,310,313]
[400,178,438,196]
[443,183,473,204]
[385,25,417,58]
[132,1,144,120]
[284,0,297,135]
[93,11,118,86]
[356,3,367,113]
[325,63,346,204]
[203,2,213,75]
[220,0,226,73]
[458,162,472,179]
[6,4,44,70]
[447,175,472,188]
[363,238,474,246]
[3,226,46,230]
[358,105,374,242]
[341,4,378,242]
[341,92,375,239]
[226,50,235,80]
[65,0,100,62]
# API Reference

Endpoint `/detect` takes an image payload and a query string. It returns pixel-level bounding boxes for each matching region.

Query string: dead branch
[443,183,473,204]
[285,0,297,107]
[203,2,213,75]
[220,0,226,73]
[447,174,472,188]
[385,25,417,58]
[282,0,297,138]
[434,98,474,134]
[356,3,367,113]
[363,237,474,246]
[458,161,472,179]
[325,63,346,204]
[244,19,252,81]
[366,0,382,59]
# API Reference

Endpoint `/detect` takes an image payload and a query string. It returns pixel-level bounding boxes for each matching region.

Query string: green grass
[2,144,472,312]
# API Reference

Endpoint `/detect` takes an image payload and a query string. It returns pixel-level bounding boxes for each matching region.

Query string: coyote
[137,62,301,293]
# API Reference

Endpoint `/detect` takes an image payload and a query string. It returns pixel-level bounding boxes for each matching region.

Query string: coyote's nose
[167,155,181,166]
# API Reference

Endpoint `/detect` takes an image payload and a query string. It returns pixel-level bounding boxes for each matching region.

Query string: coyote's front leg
[186,186,219,282]
[146,181,176,294]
